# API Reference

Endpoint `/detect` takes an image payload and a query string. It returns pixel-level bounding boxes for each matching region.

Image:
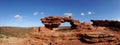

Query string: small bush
[0,34,4,38]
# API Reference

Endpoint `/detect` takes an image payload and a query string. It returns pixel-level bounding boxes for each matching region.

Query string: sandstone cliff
[26,16,120,45]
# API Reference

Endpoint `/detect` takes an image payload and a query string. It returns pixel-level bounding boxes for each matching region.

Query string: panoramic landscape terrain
[0,16,120,45]
[0,0,120,45]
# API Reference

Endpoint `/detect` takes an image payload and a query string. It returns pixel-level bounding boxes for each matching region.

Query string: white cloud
[33,12,39,16]
[88,11,92,15]
[81,13,85,16]
[40,12,44,15]
[64,13,72,17]
[14,15,23,20]
[33,12,44,16]
[118,19,120,21]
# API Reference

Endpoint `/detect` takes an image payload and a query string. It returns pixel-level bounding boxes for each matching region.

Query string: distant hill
[0,26,33,38]
[0,26,71,38]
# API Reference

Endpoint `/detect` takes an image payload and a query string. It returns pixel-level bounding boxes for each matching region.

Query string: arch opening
[41,16,81,30]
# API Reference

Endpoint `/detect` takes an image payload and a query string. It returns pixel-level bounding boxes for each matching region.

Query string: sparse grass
[55,26,72,32]
[0,34,4,38]
[0,27,33,38]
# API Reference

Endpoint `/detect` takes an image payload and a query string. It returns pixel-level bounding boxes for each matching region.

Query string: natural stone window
[41,16,81,30]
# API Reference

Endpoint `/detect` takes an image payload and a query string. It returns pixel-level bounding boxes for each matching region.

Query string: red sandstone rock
[81,32,116,43]
[91,20,120,28]
[26,16,120,45]
[80,22,95,30]
[28,27,120,45]
[41,16,81,30]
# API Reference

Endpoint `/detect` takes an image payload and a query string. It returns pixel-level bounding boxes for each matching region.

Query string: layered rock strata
[41,16,81,30]
[91,20,120,28]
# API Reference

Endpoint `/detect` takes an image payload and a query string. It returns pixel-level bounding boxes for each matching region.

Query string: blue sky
[0,0,120,27]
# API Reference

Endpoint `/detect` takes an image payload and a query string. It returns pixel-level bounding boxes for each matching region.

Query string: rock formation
[28,27,120,45]
[81,31,116,43]
[41,16,81,30]
[91,20,120,28]
[26,16,120,45]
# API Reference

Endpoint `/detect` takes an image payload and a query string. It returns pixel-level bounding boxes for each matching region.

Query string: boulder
[81,32,116,43]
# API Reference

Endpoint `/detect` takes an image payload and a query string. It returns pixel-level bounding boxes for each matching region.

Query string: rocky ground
[0,16,120,45]
[27,26,120,45]
[26,16,120,45]
[0,26,120,45]
[0,37,29,45]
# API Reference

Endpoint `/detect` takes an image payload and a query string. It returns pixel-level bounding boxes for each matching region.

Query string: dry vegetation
[0,26,71,38]
[55,26,71,32]
[0,26,72,45]
[0,27,33,45]
[0,27,33,38]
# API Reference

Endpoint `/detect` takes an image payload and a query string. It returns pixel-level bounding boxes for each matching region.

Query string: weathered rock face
[28,27,82,45]
[41,16,81,30]
[81,31,116,43]
[26,16,120,45]
[28,27,120,45]
[80,22,95,30]
[91,20,120,28]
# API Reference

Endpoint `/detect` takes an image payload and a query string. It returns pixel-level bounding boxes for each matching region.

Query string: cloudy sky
[0,0,120,27]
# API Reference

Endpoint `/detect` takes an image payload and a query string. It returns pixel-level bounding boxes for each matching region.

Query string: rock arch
[41,16,81,30]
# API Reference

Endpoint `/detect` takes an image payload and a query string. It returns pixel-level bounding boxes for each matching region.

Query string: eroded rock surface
[26,16,120,45]
[27,27,120,45]
[81,32,116,43]
[41,16,81,30]
[91,20,120,28]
